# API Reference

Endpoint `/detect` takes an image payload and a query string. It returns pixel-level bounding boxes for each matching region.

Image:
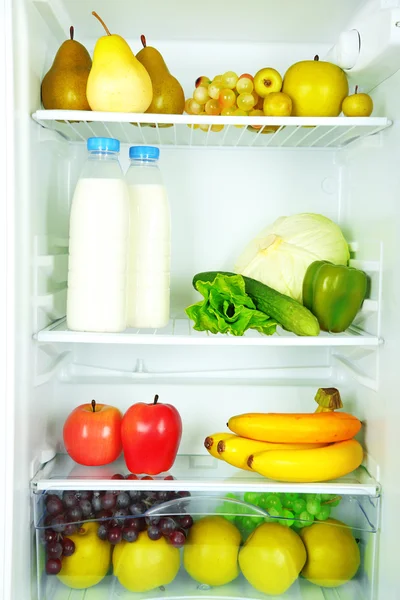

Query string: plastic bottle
[67,137,129,332]
[125,146,170,328]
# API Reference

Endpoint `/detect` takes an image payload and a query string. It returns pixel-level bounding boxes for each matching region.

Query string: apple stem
[314,54,319,61]
[141,34,147,48]
[70,26,74,41]
[92,11,111,36]
[154,394,159,405]
[355,85,359,94]
[91,399,96,413]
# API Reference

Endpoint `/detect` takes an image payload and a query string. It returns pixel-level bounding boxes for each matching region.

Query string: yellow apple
[282,55,348,116]
[254,68,282,98]
[342,86,373,116]
[263,92,292,116]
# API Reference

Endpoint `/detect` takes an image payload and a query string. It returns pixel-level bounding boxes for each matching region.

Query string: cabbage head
[235,213,350,303]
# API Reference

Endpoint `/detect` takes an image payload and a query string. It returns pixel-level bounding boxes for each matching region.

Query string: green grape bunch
[217,492,342,535]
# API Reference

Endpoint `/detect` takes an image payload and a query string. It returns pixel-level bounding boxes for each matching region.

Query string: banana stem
[314,387,343,413]
[92,11,111,36]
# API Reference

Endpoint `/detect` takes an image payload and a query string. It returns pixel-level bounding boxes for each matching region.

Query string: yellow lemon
[300,518,360,587]
[113,531,180,592]
[57,522,111,589]
[184,516,241,586]
[239,522,306,595]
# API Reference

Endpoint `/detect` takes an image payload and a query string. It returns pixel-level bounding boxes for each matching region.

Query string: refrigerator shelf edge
[31,453,380,496]
[35,317,382,347]
[32,111,392,149]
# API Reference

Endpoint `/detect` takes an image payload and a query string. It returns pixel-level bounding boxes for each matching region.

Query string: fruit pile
[42,483,193,576]
[205,388,364,483]
[218,491,341,533]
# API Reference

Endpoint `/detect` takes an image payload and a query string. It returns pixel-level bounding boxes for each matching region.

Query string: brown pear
[41,26,92,110]
[136,35,185,115]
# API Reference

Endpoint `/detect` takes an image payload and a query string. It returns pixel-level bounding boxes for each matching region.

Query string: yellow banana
[218,436,328,471]
[204,432,236,459]
[248,439,364,483]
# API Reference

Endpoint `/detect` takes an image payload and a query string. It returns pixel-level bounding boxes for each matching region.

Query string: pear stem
[141,34,147,48]
[70,26,74,41]
[92,11,111,36]
[355,85,359,94]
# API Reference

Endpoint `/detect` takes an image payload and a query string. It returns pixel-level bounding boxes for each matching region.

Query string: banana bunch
[204,388,364,483]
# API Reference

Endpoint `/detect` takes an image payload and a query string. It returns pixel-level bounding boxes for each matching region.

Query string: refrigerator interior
[4,0,400,598]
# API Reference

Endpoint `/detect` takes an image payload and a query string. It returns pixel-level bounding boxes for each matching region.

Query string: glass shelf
[31,453,380,497]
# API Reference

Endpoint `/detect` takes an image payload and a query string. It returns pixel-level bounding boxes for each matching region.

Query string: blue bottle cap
[87,137,120,153]
[129,146,160,160]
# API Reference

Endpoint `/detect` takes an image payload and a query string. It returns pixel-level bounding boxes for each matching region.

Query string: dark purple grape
[44,529,58,544]
[145,515,160,526]
[178,491,191,498]
[112,474,125,480]
[66,507,83,523]
[46,541,63,559]
[92,495,103,512]
[179,515,194,529]
[128,490,143,501]
[129,502,146,516]
[114,508,129,525]
[123,527,138,542]
[138,517,147,531]
[62,538,75,557]
[102,493,117,511]
[96,509,113,522]
[116,492,130,509]
[44,515,53,527]
[97,523,109,541]
[46,496,64,516]
[78,491,93,502]
[169,529,186,548]
[107,527,122,545]
[51,515,66,533]
[147,525,162,541]
[159,517,176,536]
[45,558,62,575]
[156,491,169,502]
[64,523,78,536]
[62,491,78,509]
[79,499,93,517]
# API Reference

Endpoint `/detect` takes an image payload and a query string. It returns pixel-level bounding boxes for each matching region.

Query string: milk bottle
[67,137,129,332]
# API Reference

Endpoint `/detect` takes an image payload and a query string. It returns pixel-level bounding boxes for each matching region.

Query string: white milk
[127,183,170,328]
[67,177,130,332]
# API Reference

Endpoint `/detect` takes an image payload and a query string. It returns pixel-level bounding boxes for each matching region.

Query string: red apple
[63,400,122,466]
[121,395,182,475]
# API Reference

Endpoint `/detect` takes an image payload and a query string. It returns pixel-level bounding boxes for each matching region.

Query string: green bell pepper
[302,261,367,333]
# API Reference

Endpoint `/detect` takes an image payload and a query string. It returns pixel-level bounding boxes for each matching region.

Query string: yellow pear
[239,522,306,595]
[282,55,348,116]
[87,12,152,113]
[57,522,111,589]
[300,518,360,587]
[342,86,373,116]
[136,35,185,115]
[41,26,91,110]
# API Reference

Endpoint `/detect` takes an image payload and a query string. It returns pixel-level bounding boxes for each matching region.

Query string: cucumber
[192,271,320,337]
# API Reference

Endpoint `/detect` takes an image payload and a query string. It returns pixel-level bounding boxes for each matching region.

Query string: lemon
[184,516,241,586]
[113,530,180,592]
[300,518,360,587]
[57,522,111,589]
[239,522,306,595]
[282,57,348,117]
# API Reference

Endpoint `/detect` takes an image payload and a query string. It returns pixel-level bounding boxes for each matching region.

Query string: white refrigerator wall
[3,0,400,599]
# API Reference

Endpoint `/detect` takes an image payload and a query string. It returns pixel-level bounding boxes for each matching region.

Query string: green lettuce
[186,273,277,336]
